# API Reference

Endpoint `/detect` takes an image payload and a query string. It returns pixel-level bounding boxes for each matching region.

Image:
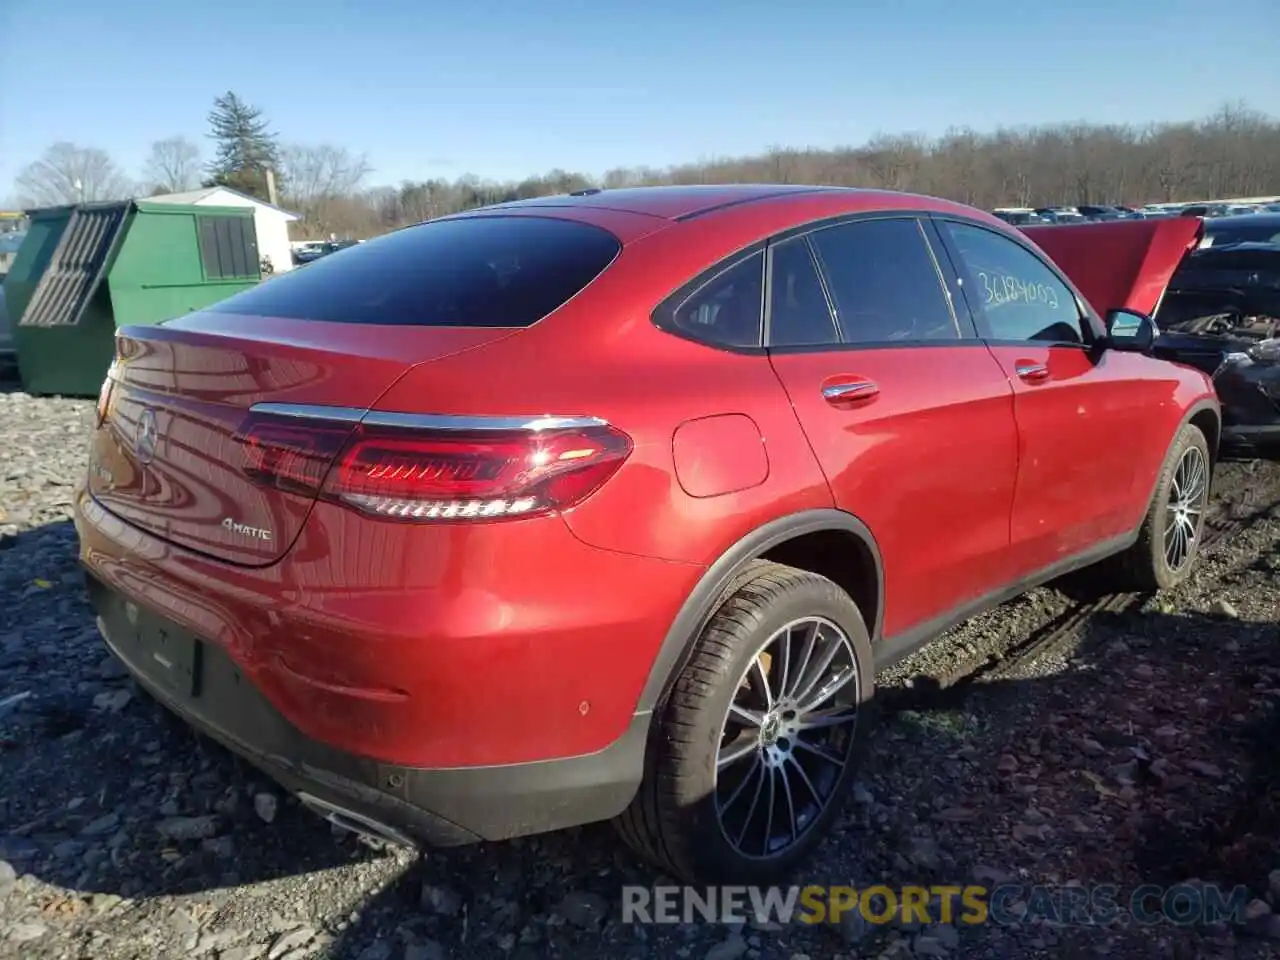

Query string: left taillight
[234,410,632,522]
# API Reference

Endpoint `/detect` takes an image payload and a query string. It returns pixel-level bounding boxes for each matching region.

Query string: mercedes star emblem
[136,408,159,465]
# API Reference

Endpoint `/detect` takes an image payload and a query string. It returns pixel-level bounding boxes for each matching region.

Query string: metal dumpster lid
[18,202,131,328]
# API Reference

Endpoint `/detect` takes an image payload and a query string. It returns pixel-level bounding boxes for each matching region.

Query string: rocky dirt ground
[0,388,1277,960]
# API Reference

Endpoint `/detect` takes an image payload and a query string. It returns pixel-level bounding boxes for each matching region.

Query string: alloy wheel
[1164,445,1208,572]
[714,616,860,859]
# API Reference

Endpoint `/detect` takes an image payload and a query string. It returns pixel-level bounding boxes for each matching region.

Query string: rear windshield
[209,215,621,327]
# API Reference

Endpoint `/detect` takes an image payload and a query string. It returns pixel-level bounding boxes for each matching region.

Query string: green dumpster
[4,199,263,396]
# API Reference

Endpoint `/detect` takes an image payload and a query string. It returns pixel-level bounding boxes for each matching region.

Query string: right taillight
[235,410,632,522]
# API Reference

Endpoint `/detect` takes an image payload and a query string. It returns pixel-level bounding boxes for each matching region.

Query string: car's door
[931,216,1151,573]
[765,215,1019,640]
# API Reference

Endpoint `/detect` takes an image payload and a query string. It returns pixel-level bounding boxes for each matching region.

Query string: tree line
[10,95,1280,241]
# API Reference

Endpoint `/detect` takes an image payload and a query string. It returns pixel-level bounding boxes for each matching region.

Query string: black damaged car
[1023,217,1280,456]
[1152,242,1280,453]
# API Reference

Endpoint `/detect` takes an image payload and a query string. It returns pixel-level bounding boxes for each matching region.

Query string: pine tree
[205,91,282,201]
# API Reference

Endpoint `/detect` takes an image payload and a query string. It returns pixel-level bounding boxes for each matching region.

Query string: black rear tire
[614,560,874,885]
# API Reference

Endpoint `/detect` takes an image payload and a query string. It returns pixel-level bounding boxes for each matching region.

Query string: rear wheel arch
[636,509,884,716]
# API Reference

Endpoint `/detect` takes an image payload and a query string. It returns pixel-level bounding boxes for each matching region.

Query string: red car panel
[770,346,1018,637]
[985,344,1178,569]
[78,487,700,767]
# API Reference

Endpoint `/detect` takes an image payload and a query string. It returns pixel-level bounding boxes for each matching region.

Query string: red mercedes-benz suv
[75,185,1219,885]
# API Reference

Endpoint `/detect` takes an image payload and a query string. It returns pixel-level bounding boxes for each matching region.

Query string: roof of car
[1206,212,1280,229]
[468,184,871,222]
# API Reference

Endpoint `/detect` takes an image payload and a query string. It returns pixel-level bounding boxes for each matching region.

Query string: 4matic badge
[221,517,273,542]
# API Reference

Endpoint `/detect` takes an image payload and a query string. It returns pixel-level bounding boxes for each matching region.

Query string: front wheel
[615,561,874,885]
[1109,423,1212,592]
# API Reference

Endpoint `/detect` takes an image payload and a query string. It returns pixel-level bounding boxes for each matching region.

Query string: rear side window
[665,250,765,348]
[209,216,621,327]
[808,218,960,343]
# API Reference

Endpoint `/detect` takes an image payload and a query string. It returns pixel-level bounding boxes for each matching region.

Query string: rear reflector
[95,367,117,426]
[235,409,632,521]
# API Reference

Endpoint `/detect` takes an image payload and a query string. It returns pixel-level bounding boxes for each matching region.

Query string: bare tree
[279,144,372,205]
[14,142,135,207]
[144,136,202,194]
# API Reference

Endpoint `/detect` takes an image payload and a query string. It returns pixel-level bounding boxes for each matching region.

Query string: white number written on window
[976,271,1060,310]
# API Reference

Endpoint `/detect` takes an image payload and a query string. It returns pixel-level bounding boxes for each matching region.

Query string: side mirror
[1105,308,1157,352]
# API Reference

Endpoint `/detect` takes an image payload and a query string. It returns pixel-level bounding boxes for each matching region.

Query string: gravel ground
[1,389,1278,960]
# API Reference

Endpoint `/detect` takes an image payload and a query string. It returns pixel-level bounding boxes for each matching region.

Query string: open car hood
[1021,217,1204,317]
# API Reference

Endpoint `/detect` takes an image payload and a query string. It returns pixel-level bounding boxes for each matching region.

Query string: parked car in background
[1034,206,1087,223]
[991,208,1051,225]
[1199,212,1280,248]
[0,283,13,378]
[1180,203,1231,218]
[0,230,23,377]
[1075,204,1126,221]
[1155,243,1280,452]
[78,185,1220,885]
[293,239,360,266]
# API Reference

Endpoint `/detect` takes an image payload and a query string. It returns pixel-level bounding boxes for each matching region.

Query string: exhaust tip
[296,792,419,850]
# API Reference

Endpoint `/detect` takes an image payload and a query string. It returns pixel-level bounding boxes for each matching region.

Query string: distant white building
[145,186,301,273]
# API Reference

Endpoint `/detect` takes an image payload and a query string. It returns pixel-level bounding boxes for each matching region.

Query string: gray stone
[158,815,220,841]
[10,921,48,942]
[253,792,279,824]
[705,932,749,960]
[354,940,393,960]
[81,812,120,836]
[267,927,315,959]
[559,890,609,930]
[403,942,446,960]
[420,883,462,916]
[0,859,16,893]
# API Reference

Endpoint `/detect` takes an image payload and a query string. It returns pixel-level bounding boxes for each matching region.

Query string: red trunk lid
[1021,217,1204,317]
[88,311,514,566]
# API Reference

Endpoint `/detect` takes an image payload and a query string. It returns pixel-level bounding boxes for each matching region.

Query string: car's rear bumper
[73,485,699,769]
[86,571,650,845]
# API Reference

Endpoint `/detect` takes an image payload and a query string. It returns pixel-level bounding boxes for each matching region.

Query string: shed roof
[146,185,300,220]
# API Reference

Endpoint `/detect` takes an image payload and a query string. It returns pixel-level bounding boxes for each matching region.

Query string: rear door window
[209,215,621,327]
[767,237,839,347]
[807,218,961,343]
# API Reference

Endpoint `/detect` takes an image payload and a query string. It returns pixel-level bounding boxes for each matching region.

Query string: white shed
[145,186,301,274]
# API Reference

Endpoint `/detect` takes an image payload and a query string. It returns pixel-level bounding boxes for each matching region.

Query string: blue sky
[1,0,1277,196]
